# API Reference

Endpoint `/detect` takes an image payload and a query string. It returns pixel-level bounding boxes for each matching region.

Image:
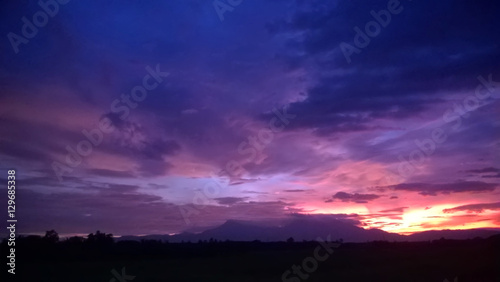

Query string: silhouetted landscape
[2,222,500,281]
[118,218,500,243]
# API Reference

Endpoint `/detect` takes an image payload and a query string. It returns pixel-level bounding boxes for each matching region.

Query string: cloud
[466,167,500,178]
[288,213,363,226]
[443,202,500,214]
[382,181,497,196]
[379,207,408,213]
[0,187,300,237]
[213,197,248,205]
[87,169,135,178]
[264,0,500,136]
[181,109,198,114]
[466,167,500,174]
[482,174,500,179]
[327,192,380,204]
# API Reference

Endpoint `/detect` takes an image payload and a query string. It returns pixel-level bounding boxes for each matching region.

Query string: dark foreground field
[2,235,499,282]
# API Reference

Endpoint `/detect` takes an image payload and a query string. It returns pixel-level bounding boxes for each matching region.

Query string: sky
[0,0,499,237]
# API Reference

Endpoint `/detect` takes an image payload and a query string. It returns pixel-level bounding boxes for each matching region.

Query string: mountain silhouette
[119,217,500,243]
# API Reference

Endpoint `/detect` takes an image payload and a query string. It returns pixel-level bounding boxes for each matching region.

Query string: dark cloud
[265,0,500,135]
[87,169,135,178]
[466,167,500,174]
[466,167,500,179]
[0,117,84,165]
[0,187,299,237]
[213,197,248,205]
[443,202,500,214]
[379,207,408,213]
[178,200,304,230]
[228,178,261,186]
[381,181,498,196]
[0,186,175,236]
[242,190,269,195]
[328,192,380,204]
[286,213,363,226]
[482,174,500,179]
[148,183,169,190]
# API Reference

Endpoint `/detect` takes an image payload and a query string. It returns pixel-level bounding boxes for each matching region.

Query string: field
[4,236,499,282]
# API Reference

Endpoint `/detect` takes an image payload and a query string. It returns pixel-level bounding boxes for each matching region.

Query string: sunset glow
[1,0,499,239]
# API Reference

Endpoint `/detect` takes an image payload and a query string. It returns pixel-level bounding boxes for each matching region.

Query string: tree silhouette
[66,236,84,244]
[86,230,113,248]
[43,230,59,244]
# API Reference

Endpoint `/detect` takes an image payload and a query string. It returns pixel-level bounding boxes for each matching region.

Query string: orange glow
[300,203,500,235]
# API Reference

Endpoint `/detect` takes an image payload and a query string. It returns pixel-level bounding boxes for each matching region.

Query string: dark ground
[2,234,499,282]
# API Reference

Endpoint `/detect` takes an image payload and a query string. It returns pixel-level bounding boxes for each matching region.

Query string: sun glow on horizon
[300,203,500,235]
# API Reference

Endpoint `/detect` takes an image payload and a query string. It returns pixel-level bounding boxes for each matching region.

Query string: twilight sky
[1,0,499,237]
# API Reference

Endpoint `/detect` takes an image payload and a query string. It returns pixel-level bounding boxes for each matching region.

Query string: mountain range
[118,217,500,243]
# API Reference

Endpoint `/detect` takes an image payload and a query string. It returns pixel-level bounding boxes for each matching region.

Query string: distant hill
[119,218,500,243]
[406,228,500,241]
